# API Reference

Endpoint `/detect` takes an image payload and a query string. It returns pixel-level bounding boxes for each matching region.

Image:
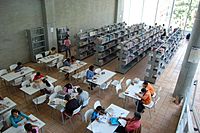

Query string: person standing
[64,36,71,58]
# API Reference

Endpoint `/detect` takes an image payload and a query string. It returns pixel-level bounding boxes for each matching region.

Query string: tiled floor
[1,39,198,133]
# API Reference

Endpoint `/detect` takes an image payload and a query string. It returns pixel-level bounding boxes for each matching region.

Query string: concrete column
[41,0,57,50]
[168,0,176,29]
[115,0,124,23]
[173,2,200,100]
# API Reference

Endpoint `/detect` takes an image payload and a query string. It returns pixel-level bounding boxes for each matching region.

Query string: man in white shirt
[77,88,89,107]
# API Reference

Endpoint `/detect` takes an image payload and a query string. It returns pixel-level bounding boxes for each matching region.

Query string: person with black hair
[64,36,71,58]
[76,88,89,105]
[142,81,155,96]
[63,83,73,94]
[91,106,105,122]
[161,29,166,39]
[9,109,36,128]
[14,62,23,72]
[115,112,141,133]
[49,47,57,55]
[70,56,76,64]
[63,58,71,67]
[24,123,39,133]
[40,79,54,94]
[86,65,96,90]
[135,88,152,113]
[64,94,80,116]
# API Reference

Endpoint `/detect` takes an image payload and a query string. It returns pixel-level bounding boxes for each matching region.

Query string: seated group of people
[91,105,141,133]
[135,81,155,113]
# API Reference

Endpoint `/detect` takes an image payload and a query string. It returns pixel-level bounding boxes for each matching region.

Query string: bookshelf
[144,28,182,83]
[56,26,69,52]
[26,27,47,62]
[116,25,162,74]
[75,22,126,60]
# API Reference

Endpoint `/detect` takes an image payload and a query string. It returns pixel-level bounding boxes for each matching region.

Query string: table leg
[61,112,65,124]
[41,127,44,133]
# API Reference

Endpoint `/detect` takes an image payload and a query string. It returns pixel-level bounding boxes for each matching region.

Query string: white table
[3,114,45,133]
[20,75,57,96]
[1,67,34,82]
[60,60,87,74]
[39,53,63,64]
[0,97,16,115]
[87,69,116,86]
[123,81,143,108]
[87,104,129,133]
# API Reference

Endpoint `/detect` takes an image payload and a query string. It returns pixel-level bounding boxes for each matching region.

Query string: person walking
[64,36,71,58]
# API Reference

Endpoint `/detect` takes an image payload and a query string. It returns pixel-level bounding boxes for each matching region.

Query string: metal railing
[176,80,200,133]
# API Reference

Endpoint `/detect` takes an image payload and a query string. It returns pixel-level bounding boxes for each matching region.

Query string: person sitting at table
[40,79,54,94]
[91,106,106,122]
[63,58,71,67]
[64,94,80,116]
[14,62,23,72]
[70,56,76,64]
[33,72,44,83]
[86,65,96,90]
[135,88,152,113]
[24,123,39,133]
[142,81,155,96]
[76,88,89,107]
[115,112,141,133]
[9,109,37,128]
[63,83,73,94]
[49,47,57,55]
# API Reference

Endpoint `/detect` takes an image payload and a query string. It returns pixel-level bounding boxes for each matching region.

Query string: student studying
[24,123,39,133]
[9,109,37,128]
[14,62,23,72]
[142,81,155,96]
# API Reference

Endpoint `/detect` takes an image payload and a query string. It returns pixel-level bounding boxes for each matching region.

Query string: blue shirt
[86,70,94,80]
[91,111,99,122]
[9,112,30,128]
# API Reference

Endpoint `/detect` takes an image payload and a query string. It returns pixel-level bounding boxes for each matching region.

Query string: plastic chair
[64,105,83,130]
[82,97,90,107]
[84,109,94,123]
[21,80,31,87]
[93,100,101,109]
[32,94,47,111]
[49,93,57,101]
[99,80,112,90]
[35,54,43,63]
[9,64,17,71]
[115,84,125,99]
[11,77,23,86]
[47,59,58,68]
[144,96,160,118]
[111,77,125,87]
[45,51,50,56]
[54,85,63,93]
[0,69,8,76]
[125,79,132,87]
[57,62,63,69]
[94,68,101,74]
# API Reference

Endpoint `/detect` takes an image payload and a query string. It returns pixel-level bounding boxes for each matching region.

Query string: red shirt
[125,119,141,132]
[33,74,44,81]
[64,39,71,47]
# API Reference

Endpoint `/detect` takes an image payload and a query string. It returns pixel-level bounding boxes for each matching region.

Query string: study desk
[87,104,129,133]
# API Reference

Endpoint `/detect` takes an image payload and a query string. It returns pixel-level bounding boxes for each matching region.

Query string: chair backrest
[9,64,17,71]
[119,77,125,84]
[93,100,101,109]
[49,93,57,101]
[34,94,47,104]
[25,72,33,81]
[35,54,43,60]
[0,69,8,76]
[58,55,64,62]
[105,80,112,89]
[14,77,23,85]
[57,62,63,69]
[94,68,101,74]
[84,109,94,123]
[72,105,82,116]
[126,79,132,87]
[115,84,122,94]
[54,85,63,93]
[21,80,30,87]
[82,97,90,107]
[45,51,50,56]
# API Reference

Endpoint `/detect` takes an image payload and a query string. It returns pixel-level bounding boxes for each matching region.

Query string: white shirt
[78,91,89,104]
